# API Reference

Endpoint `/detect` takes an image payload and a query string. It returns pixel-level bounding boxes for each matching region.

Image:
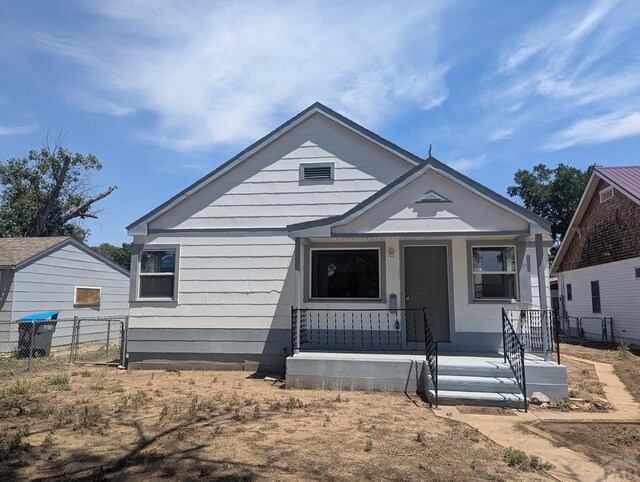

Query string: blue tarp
[16,311,60,322]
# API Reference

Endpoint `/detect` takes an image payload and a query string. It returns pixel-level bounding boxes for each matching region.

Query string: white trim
[470,244,519,302]
[74,286,102,306]
[308,246,383,301]
[135,245,180,302]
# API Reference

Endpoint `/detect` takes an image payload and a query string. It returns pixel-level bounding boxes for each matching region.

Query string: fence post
[106,318,111,358]
[71,316,79,362]
[120,316,128,368]
[27,321,35,372]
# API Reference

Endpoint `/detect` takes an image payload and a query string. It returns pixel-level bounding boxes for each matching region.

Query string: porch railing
[291,308,428,352]
[290,307,438,403]
[501,308,527,412]
[504,309,561,364]
[422,308,438,407]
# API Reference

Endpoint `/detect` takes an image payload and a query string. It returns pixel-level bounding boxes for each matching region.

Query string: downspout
[535,233,550,360]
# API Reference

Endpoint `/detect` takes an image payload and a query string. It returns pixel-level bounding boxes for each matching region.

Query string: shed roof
[0,237,70,267]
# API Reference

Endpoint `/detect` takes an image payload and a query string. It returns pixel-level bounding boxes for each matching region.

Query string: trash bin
[16,311,60,357]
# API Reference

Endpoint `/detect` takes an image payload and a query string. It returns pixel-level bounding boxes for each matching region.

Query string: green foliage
[0,139,115,242]
[47,374,70,390]
[504,447,554,471]
[507,163,596,257]
[364,437,374,452]
[92,242,132,270]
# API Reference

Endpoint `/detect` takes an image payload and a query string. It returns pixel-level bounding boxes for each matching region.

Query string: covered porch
[283,160,567,407]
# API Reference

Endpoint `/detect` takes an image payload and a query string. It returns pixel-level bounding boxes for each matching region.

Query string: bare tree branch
[62,185,117,223]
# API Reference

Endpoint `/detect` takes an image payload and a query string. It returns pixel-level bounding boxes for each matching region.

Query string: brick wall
[559,179,640,272]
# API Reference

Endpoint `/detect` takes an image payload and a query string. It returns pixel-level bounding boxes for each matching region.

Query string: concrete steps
[430,358,525,408]
[429,388,525,407]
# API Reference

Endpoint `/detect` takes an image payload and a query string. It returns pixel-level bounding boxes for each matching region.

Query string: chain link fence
[0,316,128,375]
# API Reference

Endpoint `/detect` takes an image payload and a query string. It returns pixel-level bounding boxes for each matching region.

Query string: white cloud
[489,128,514,141]
[0,124,38,136]
[485,0,640,150]
[448,153,489,173]
[29,1,451,151]
[544,111,640,150]
[69,92,134,117]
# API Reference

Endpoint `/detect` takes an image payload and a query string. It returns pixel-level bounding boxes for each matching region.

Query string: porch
[285,308,568,409]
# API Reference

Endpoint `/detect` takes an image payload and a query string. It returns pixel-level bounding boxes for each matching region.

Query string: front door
[404,246,450,342]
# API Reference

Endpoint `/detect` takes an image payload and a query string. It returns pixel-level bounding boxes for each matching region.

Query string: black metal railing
[505,309,561,364]
[422,308,438,407]
[291,308,428,352]
[501,308,528,411]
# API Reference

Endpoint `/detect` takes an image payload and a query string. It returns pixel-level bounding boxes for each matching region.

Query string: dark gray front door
[404,246,450,342]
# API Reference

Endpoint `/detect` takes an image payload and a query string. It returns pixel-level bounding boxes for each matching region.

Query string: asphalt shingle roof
[0,237,69,267]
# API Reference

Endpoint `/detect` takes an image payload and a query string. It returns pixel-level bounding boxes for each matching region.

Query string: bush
[504,447,554,471]
[364,438,374,452]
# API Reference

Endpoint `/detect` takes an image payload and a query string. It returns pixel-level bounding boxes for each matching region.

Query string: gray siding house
[127,103,567,405]
[0,237,130,353]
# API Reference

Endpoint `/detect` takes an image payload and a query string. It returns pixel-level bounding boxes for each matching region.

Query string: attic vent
[599,186,614,203]
[415,190,450,203]
[300,163,334,181]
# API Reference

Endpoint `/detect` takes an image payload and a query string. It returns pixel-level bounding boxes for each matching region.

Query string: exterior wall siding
[129,114,415,371]
[560,256,640,344]
[560,179,640,272]
[149,114,410,231]
[12,244,130,319]
[0,270,15,353]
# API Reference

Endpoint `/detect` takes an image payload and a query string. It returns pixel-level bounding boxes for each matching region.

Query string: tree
[507,163,596,256]
[93,242,132,271]
[0,136,116,242]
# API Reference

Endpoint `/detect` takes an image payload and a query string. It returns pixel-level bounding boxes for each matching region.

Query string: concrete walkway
[433,355,640,482]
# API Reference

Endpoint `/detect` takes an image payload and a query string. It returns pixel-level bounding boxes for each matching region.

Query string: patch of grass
[504,447,553,471]
[416,431,426,444]
[617,342,631,360]
[130,390,151,409]
[74,404,104,430]
[0,425,29,460]
[253,405,261,419]
[231,408,246,423]
[47,374,70,390]
[364,438,374,452]
[80,370,92,378]
[52,404,76,428]
[553,396,573,411]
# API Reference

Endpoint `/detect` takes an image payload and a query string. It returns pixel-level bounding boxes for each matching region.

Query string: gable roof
[0,236,130,276]
[596,166,640,203]
[126,102,421,234]
[551,166,640,274]
[287,156,552,235]
[0,237,70,267]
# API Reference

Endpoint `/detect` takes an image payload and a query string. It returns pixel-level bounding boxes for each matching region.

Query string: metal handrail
[290,308,426,352]
[501,308,528,411]
[422,308,438,407]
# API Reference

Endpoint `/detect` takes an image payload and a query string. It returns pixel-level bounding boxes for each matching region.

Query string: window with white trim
[310,248,380,299]
[471,246,518,300]
[139,250,177,299]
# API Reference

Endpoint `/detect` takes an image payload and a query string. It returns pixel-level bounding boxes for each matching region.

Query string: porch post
[293,237,301,354]
[535,233,550,360]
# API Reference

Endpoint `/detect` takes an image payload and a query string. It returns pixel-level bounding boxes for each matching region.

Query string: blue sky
[2,0,640,246]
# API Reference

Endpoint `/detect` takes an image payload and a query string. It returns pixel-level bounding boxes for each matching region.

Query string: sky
[1,0,640,246]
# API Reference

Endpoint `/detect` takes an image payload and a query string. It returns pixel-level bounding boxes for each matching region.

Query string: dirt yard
[0,367,549,481]
[560,341,640,403]
[536,422,640,477]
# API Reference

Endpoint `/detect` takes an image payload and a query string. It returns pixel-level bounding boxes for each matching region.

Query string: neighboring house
[552,166,640,345]
[0,237,130,353]
[127,103,566,405]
